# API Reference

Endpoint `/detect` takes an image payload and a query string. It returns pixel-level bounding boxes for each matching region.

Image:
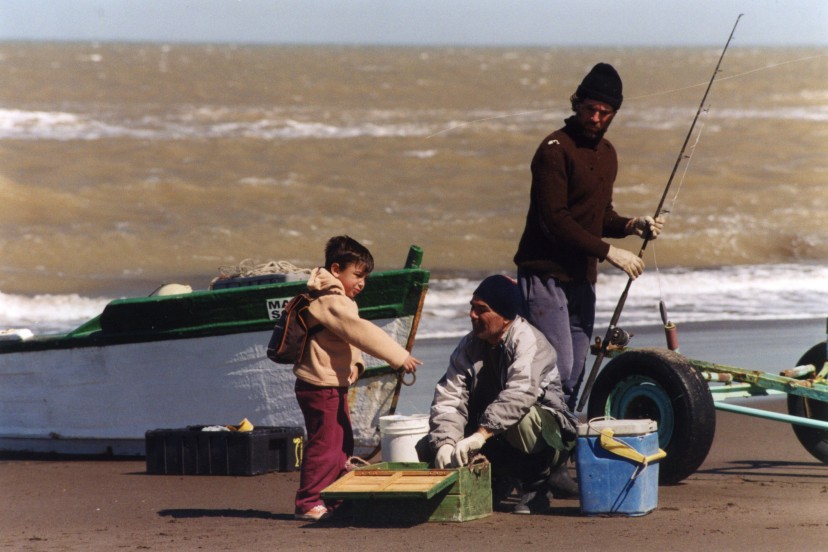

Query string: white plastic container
[379,414,429,462]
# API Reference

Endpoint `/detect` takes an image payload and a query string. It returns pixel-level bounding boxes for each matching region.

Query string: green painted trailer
[584,319,828,484]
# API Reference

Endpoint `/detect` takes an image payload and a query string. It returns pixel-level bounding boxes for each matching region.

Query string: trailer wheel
[586,348,716,484]
[786,342,828,464]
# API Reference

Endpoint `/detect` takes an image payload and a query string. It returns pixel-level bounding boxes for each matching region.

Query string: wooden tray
[321,461,492,523]
[322,468,457,499]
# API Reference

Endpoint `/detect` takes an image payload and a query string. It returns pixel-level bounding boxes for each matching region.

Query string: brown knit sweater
[513,117,631,283]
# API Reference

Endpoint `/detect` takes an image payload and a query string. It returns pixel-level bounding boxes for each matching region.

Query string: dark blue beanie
[473,275,521,320]
[576,62,623,110]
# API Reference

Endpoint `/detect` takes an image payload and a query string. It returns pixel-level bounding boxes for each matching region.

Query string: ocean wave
[0,107,438,141]
[3,100,825,141]
[0,291,110,334]
[623,104,828,130]
[4,264,823,339]
[419,264,828,339]
[0,109,154,141]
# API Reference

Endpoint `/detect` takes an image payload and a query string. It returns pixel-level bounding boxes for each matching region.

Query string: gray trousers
[518,269,596,411]
[416,405,572,491]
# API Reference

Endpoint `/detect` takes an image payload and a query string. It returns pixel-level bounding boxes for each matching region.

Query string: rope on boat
[210,258,312,287]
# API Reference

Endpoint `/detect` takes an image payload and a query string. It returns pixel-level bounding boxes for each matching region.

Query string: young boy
[293,236,421,521]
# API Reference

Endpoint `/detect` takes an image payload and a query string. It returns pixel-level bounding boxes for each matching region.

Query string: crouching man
[416,275,577,514]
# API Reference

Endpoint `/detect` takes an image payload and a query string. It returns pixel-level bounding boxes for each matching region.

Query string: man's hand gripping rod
[576,14,743,412]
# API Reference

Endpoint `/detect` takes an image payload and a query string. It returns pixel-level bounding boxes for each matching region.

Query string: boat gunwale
[0,267,429,353]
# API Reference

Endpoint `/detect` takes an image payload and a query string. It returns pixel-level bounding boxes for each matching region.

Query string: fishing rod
[576,13,744,413]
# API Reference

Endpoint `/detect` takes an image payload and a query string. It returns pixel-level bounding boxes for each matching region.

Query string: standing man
[418,275,577,515]
[514,62,663,413]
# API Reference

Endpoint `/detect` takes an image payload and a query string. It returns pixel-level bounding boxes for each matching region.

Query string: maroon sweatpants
[294,379,353,514]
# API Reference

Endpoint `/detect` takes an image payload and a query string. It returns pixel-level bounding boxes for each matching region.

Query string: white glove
[628,215,665,239]
[606,245,645,280]
[452,433,486,467]
[435,444,455,469]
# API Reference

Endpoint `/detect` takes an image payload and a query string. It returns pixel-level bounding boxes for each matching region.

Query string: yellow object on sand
[227,418,254,432]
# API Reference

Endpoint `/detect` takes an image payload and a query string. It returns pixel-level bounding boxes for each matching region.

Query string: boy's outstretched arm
[398,354,421,374]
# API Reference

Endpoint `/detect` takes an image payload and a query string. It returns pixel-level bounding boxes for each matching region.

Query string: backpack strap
[297,291,324,336]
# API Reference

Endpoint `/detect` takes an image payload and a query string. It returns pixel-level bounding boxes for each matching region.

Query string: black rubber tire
[587,348,716,485]
[786,342,828,463]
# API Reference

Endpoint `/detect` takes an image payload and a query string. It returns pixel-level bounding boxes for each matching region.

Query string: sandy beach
[2,401,826,552]
[2,318,827,551]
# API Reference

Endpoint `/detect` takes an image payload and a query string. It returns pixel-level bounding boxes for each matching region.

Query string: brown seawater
[0,43,825,298]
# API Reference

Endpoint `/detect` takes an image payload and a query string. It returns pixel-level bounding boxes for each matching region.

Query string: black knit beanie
[576,63,623,110]
[473,275,521,320]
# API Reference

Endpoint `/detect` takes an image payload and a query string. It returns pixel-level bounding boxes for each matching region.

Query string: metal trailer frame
[695,354,828,430]
[587,318,828,484]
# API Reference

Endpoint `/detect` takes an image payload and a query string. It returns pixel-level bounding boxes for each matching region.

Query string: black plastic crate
[145,425,303,475]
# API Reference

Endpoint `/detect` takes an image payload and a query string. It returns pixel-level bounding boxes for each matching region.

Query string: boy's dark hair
[324,235,374,273]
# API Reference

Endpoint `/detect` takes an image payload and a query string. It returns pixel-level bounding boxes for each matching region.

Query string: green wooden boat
[0,246,429,457]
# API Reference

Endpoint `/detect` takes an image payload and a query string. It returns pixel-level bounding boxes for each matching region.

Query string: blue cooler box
[575,419,662,516]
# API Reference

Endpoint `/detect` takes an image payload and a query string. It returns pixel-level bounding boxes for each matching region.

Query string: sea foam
[1,264,825,338]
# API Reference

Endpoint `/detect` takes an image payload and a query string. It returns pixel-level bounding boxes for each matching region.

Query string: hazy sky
[0,0,826,47]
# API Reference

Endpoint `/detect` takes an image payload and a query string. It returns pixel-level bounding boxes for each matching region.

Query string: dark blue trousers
[518,269,595,411]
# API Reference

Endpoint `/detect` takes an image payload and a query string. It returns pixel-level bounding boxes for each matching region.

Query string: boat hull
[0,323,405,457]
[0,247,429,458]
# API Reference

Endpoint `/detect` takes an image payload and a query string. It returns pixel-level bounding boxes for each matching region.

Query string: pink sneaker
[294,505,332,521]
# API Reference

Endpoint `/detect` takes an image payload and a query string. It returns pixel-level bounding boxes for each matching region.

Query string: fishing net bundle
[210,259,312,287]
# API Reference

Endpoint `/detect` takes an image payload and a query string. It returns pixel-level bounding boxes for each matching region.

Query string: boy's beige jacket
[293,267,410,387]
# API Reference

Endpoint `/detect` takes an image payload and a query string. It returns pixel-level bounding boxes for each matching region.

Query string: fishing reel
[608,326,632,348]
[592,326,633,352]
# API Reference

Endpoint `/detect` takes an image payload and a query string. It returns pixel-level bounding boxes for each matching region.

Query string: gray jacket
[427,316,576,451]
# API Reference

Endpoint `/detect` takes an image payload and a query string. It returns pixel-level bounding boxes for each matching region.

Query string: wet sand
[2,319,827,551]
[2,400,826,552]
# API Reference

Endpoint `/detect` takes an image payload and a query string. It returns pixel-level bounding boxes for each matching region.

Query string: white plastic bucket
[379,414,429,462]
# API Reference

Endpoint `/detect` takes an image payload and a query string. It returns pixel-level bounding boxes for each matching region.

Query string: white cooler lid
[577,418,658,437]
